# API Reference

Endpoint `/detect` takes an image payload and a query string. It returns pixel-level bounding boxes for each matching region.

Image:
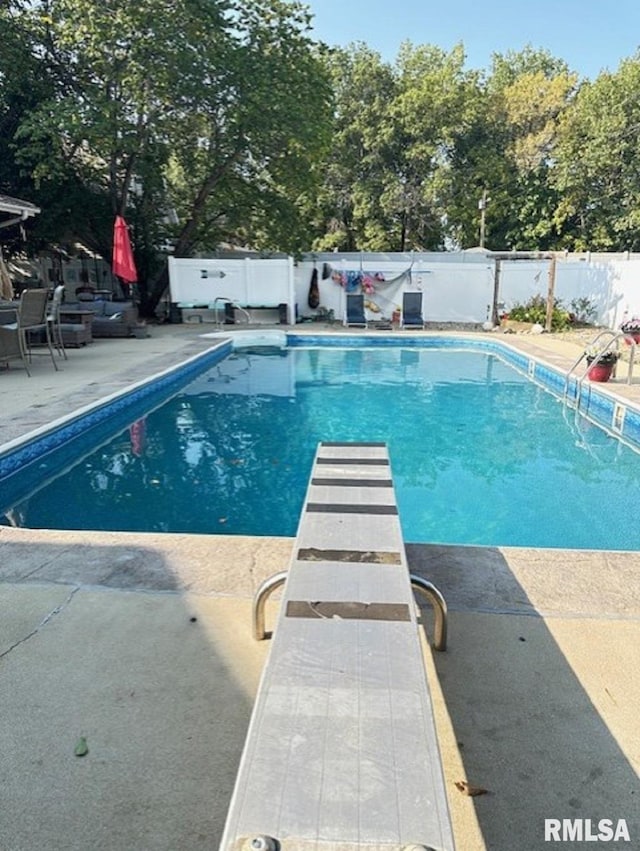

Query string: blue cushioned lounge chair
[401,291,424,329]
[344,293,367,328]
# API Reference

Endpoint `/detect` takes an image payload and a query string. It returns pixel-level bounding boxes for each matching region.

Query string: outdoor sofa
[60,299,139,338]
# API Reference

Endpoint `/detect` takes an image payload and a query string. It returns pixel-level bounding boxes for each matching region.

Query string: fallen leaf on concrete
[455,780,489,797]
[74,736,89,757]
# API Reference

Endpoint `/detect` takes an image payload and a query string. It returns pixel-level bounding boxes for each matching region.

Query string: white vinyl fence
[169,251,640,328]
[168,256,295,323]
[297,252,640,327]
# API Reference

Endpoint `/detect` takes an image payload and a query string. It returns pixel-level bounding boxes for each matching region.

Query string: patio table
[58,308,94,344]
[0,302,19,325]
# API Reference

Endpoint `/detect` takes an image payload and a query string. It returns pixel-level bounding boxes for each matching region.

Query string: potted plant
[585,345,619,382]
[620,317,640,345]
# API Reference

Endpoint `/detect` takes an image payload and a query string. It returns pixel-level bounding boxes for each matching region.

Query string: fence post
[545,254,557,332]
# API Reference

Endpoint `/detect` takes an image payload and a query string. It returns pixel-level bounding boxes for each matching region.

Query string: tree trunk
[139,148,244,317]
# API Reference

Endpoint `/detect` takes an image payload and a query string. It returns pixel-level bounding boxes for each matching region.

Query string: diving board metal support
[220,441,455,851]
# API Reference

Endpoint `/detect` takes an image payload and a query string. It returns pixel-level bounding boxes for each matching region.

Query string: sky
[306,0,640,80]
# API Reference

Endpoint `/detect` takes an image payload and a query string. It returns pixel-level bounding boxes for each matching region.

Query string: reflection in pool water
[2,345,639,550]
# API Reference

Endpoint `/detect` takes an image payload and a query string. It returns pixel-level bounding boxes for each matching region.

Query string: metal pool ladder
[213,296,251,328]
[563,329,635,409]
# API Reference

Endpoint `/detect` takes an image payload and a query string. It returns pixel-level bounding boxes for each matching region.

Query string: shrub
[570,296,597,325]
[507,295,571,331]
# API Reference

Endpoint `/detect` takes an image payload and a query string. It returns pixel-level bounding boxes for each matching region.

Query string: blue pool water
[2,343,640,549]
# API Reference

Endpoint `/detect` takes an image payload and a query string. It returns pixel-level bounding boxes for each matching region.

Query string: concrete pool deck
[1,324,639,850]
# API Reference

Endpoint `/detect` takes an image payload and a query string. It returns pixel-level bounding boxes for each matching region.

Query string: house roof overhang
[0,194,41,231]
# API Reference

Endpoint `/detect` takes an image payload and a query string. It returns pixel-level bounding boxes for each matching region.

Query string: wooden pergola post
[545,254,557,332]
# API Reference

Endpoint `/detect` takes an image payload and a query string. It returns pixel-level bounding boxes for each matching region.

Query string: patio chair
[0,288,58,376]
[401,291,425,329]
[344,292,367,328]
[47,284,68,360]
[0,318,22,370]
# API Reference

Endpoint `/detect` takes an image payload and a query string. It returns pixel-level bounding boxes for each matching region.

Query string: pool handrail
[213,296,251,328]
[564,329,635,409]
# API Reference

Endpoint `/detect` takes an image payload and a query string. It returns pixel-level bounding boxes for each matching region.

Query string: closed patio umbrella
[112,216,137,286]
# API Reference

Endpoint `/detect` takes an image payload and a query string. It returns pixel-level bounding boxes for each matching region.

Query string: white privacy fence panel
[598,261,640,326]
[498,257,640,326]
[424,262,494,322]
[168,256,295,322]
[556,262,619,326]
[498,260,615,318]
[294,254,493,323]
[497,262,548,310]
[168,252,640,329]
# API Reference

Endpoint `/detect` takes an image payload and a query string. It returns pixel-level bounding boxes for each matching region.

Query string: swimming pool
[2,335,640,550]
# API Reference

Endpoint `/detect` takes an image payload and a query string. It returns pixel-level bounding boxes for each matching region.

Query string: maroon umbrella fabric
[112,215,137,283]
[129,418,147,457]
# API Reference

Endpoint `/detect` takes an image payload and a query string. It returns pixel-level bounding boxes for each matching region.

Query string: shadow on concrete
[0,538,269,851]
[407,543,640,850]
[3,533,639,850]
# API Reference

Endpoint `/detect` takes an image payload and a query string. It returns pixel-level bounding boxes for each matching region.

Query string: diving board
[219,441,454,851]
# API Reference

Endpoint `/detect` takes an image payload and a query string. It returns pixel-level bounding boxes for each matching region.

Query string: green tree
[308,44,398,251]
[310,42,478,252]
[449,46,578,251]
[5,0,332,315]
[394,42,483,250]
[309,42,577,253]
[163,1,332,260]
[499,59,578,248]
[553,53,640,250]
[0,4,58,254]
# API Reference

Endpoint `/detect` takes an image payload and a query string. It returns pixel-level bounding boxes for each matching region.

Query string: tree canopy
[1,0,333,313]
[2,2,640,314]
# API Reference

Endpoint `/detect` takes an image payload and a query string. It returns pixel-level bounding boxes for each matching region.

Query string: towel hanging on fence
[326,263,413,295]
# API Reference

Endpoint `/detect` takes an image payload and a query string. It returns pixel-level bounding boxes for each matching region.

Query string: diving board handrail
[253,570,449,650]
[220,441,455,851]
